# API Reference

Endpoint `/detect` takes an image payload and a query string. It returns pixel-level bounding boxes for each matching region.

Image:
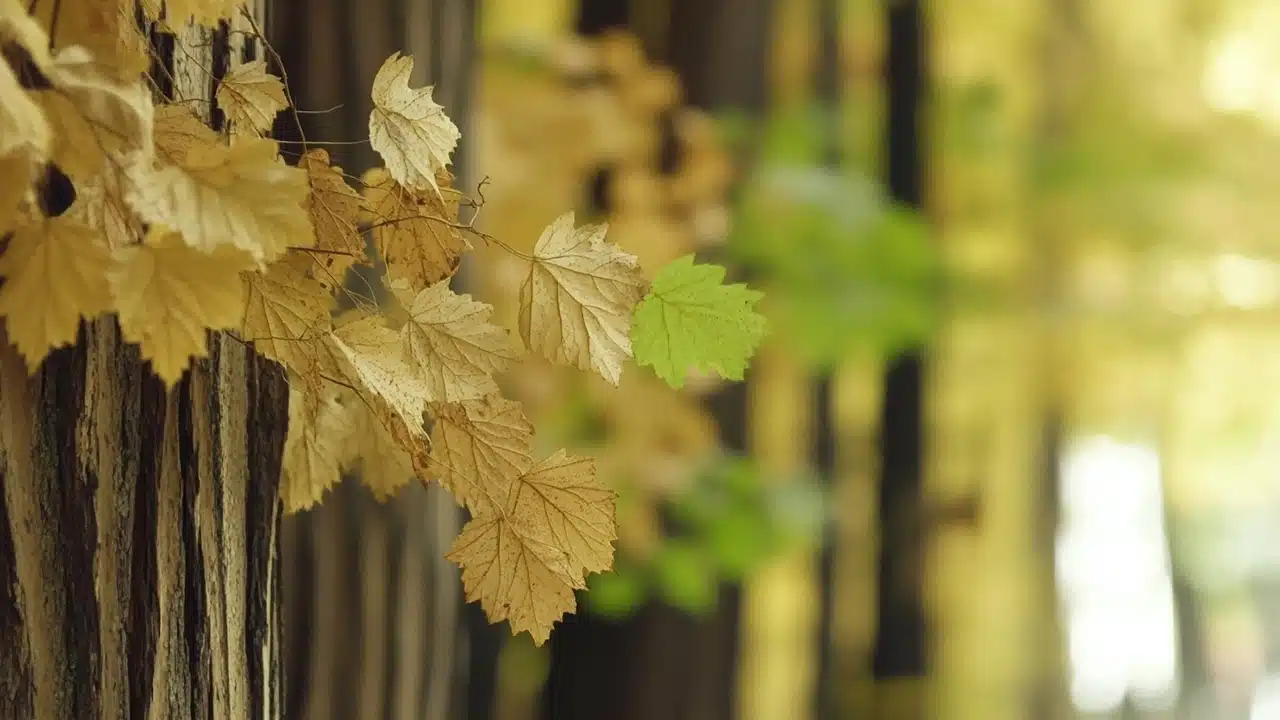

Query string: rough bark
[266,2,487,719]
[0,6,290,719]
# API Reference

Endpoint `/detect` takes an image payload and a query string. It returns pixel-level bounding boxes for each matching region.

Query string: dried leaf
[519,212,646,384]
[362,166,468,290]
[368,52,460,195]
[241,251,334,375]
[281,382,352,512]
[396,281,517,403]
[154,102,220,165]
[299,149,367,280]
[216,60,287,135]
[110,228,254,386]
[126,135,312,262]
[427,395,534,513]
[0,214,114,369]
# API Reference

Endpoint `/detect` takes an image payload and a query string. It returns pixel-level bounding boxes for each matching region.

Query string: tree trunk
[265,2,487,719]
[0,9,288,720]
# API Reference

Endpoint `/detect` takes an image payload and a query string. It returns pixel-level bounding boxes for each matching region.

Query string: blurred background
[263,0,1280,718]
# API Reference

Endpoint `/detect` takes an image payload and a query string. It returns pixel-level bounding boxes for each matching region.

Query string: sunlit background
[269,0,1280,718]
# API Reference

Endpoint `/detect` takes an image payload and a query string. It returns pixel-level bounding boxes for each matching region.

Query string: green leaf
[631,256,767,388]
[583,564,647,620]
[653,541,718,614]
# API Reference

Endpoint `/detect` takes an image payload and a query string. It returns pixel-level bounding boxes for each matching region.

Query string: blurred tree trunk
[538,2,772,720]
[873,1,929,718]
[266,2,489,719]
[0,6,288,720]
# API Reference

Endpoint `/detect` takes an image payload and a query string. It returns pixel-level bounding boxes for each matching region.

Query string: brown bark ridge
[0,4,289,719]
[267,2,487,719]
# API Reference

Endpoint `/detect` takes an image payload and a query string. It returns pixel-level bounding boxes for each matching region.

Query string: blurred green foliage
[584,457,825,619]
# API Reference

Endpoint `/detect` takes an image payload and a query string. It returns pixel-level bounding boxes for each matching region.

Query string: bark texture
[0,6,289,720]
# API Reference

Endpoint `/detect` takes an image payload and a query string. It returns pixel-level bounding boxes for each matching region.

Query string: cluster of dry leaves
[0,0,680,644]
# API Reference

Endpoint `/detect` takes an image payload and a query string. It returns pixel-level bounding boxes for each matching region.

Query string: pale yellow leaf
[36,45,153,181]
[241,251,333,375]
[299,149,366,281]
[110,228,253,386]
[126,135,312,262]
[396,281,517,403]
[67,165,140,249]
[216,60,287,135]
[0,151,35,236]
[519,212,646,384]
[153,102,221,165]
[328,318,432,459]
[427,395,534,513]
[0,61,49,159]
[446,513,581,646]
[29,0,149,77]
[0,0,50,66]
[0,214,114,369]
[506,449,616,578]
[362,166,468,290]
[281,382,352,513]
[368,52,460,194]
[350,401,415,501]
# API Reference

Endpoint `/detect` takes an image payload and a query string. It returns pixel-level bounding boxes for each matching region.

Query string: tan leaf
[368,52,460,194]
[216,59,287,135]
[350,402,415,501]
[396,281,517,403]
[519,212,646,384]
[299,149,367,281]
[67,166,140,249]
[1,0,50,61]
[0,60,49,159]
[446,513,581,646]
[427,395,534,513]
[0,151,35,236]
[0,214,114,369]
[506,450,616,578]
[126,135,312,262]
[28,0,149,79]
[281,382,352,513]
[110,228,254,386]
[35,45,154,181]
[362,166,468,290]
[328,317,432,459]
[153,102,221,165]
[241,251,333,375]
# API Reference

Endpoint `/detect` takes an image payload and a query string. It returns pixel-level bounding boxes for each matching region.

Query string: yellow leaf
[0,60,49,159]
[368,52,460,195]
[446,450,615,644]
[427,395,534,513]
[141,0,239,26]
[110,228,253,386]
[362,166,468,290]
[396,281,517,403]
[67,166,140,249]
[299,149,367,282]
[29,0,149,77]
[0,214,114,369]
[350,401,415,501]
[281,382,352,513]
[0,0,51,66]
[126,135,312,262]
[154,102,221,165]
[446,513,581,646]
[216,59,287,135]
[241,251,333,375]
[36,45,153,181]
[519,212,646,385]
[328,318,432,459]
[0,151,35,236]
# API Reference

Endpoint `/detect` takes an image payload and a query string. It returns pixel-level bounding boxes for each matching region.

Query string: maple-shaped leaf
[35,45,154,181]
[362,166,468,290]
[446,513,581,646]
[349,401,415,501]
[153,102,221,165]
[241,251,334,375]
[368,52,460,195]
[0,57,49,159]
[632,255,767,388]
[446,449,615,644]
[396,281,517,403]
[327,318,432,461]
[519,212,647,385]
[67,167,140,249]
[126,135,312,262]
[299,149,367,281]
[110,228,254,386]
[216,59,287,135]
[29,0,150,76]
[281,382,352,513]
[0,214,114,369]
[427,395,534,513]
